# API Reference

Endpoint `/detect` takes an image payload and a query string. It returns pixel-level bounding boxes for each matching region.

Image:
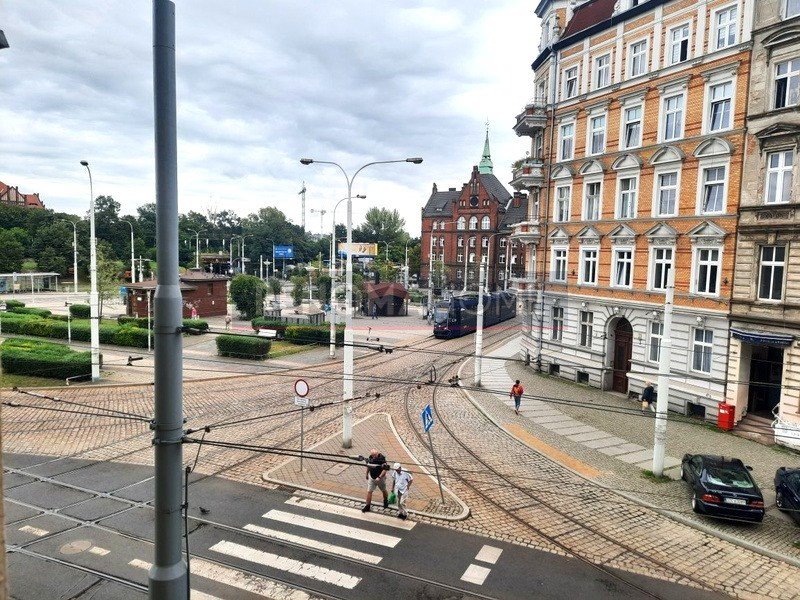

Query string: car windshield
[705,465,754,489]
[433,308,449,324]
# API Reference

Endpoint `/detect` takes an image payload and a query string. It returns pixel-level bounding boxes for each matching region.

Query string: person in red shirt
[510,380,524,415]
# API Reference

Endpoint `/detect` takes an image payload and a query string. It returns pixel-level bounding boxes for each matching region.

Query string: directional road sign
[421,404,434,433]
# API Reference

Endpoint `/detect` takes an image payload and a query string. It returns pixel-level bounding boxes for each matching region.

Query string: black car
[681,454,764,523]
[775,467,800,524]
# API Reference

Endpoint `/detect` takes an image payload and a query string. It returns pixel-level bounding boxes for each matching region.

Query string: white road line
[286,496,416,530]
[263,510,401,548]
[210,540,361,590]
[461,563,491,586]
[129,557,313,599]
[474,545,502,564]
[18,525,48,537]
[88,546,110,556]
[243,523,383,564]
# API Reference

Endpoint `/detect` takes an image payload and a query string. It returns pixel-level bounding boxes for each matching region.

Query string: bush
[182,319,209,332]
[216,334,271,360]
[250,318,287,338]
[0,338,91,380]
[229,275,268,319]
[116,316,208,332]
[117,316,140,327]
[69,304,91,318]
[113,326,149,348]
[4,300,25,310]
[9,306,52,318]
[284,325,344,346]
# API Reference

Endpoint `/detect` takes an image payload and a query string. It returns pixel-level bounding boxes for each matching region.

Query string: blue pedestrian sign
[421,404,434,433]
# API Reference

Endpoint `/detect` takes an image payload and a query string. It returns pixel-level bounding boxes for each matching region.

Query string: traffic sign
[421,404,434,433]
[294,379,309,397]
[294,397,310,408]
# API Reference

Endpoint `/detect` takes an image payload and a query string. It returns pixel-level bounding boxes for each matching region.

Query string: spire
[478,121,493,174]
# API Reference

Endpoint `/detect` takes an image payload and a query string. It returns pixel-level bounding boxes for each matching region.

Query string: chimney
[432,182,438,194]
[513,192,523,208]
[449,187,456,191]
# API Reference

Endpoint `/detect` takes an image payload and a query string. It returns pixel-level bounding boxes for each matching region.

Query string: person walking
[362,449,389,512]
[510,379,524,415]
[641,382,656,412]
[391,462,413,520]
[371,303,378,319]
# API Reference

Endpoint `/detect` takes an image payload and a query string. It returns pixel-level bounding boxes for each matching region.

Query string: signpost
[295,379,310,472]
[421,404,445,503]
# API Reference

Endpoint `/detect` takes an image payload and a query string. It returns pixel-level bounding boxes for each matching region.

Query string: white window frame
[457,252,464,263]
[692,246,722,296]
[564,66,579,99]
[552,306,564,341]
[628,39,648,78]
[620,104,643,150]
[583,179,603,221]
[704,78,735,134]
[594,53,611,89]
[480,215,491,230]
[661,92,685,142]
[758,245,786,301]
[648,246,674,291]
[611,247,634,288]
[468,216,478,230]
[691,328,714,374]
[696,160,729,215]
[481,236,489,248]
[456,216,466,230]
[579,246,599,286]
[616,174,638,219]
[559,121,575,160]
[551,246,568,282]
[648,321,664,363]
[766,149,795,204]
[787,0,800,18]
[579,310,594,348]
[457,236,463,248]
[468,252,476,263]
[667,22,691,66]
[468,236,476,248]
[554,184,572,222]
[653,168,681,217]
[587,113,607,155]
[774,58,800,109]
[713,4,738,51]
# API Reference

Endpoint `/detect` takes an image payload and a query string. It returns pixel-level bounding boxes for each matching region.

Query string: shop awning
[731,328,794,347]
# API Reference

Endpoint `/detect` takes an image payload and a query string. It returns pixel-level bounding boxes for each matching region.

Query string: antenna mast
[299,181,307,231]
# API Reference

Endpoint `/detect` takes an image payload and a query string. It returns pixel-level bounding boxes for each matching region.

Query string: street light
[378,240,390,262]
[229,235,240,274]
[62,219,79,293]
[79,160,100,382]
[310,208,327,233]
[186,228,201,270]
[403,239,412,289]
[240,233,254,274]
[301,157,422,448]
[123,220,136,282]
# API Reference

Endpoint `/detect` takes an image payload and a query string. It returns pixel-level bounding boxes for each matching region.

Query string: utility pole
[148,1,187,597]
[427,234,434,318]
[260,253,264,280]
[187,228,200,269]
[474,259,486,386]
[79,161,100,382]
[299,182,307,231]
[124,220,137,282]
[652,267,674,477]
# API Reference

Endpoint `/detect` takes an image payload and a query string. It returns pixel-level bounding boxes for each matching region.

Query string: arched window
[469,237,476,248]
[481,216,491,230]
[457,217,466,230]
[468,252,476,263]
[469,216,478,230]
[432,221,437,230]
[482,237,489,248]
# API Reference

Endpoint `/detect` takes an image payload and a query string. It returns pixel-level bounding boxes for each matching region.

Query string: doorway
[748,345,783,418]
[612,318,633,394]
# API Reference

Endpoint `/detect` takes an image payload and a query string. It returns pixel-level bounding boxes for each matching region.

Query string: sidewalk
[464,337,800,565]
[263,413,468,521]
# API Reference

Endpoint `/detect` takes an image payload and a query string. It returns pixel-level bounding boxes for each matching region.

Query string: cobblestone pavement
[3,322,800,597]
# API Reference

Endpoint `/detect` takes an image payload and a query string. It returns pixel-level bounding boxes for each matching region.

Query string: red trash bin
[717,402,735,431]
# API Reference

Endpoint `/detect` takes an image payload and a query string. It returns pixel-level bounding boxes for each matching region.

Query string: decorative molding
[657,74,691,94]
[700,61,740,81]
[755,207,796,220]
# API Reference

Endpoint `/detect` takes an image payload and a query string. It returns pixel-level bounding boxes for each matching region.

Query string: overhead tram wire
[12,388,152,420]
[1,401,151,423]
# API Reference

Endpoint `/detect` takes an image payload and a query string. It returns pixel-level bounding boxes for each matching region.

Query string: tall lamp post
[229,235,240,274]
[79,160,100,382]
[123,220,137,282]
[301,157,423,448]
[404,240,412,289]
[378,240,390,262]
[310,208,327,233]
[240,233,254,274]
[186,228,201,269]
[62,219,79,293]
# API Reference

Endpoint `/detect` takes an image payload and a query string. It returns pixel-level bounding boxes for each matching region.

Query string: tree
[37,247,67,275]
[407,242,421,280]
[0,230,25,272]
[291,275,306,306]
[229,274,267,319]
[267,277,282,298]
[355,207,408,247]
[317,274,332,305]
[96,242,124,318]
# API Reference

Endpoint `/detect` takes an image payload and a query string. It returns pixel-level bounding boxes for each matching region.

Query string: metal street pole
[63,220,79,293]
[652,267,674,477]
[260,253,264,280]
[79,161,100,382]
[124,220,136,282]
[474,259,486,387]
[229,235,237,274]
[426,427,446,504]
[404,241,410,289]
[427,234,434,317]
[505,236,512,291]
[301,158,421,448]
[149,1,187,597]
[187,228,200,269]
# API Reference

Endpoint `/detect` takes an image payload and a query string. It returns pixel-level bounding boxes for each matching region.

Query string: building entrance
[748,345,783,418]
[612,318,633,394]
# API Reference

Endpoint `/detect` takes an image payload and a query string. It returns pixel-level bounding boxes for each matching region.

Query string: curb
[457,341,800,570]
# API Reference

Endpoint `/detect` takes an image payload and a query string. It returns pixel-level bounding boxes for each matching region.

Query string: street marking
[475,545,502,564]
[286,496,416,530]
[461,563,491,585]
[263,510,402,547]
[505,424,602,478]
[129,557,313,599]
[209,540,361,589]
[18,525,49,537]
[88,546,110,556]
[243,523,383,564]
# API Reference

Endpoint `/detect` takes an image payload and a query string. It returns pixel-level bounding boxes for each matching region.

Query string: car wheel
[692,495,701,514]
[776,491,785,510]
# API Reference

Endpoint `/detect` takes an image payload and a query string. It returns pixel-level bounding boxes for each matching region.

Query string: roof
[180,269,229,282]
[478,129,493,174]
[126,279,197,291]
[563,0,615,37]
[365,282,409,300]
[478,173,512,204]
[422,187,459,218]
[0,182,45,209]
[500,196,529,230]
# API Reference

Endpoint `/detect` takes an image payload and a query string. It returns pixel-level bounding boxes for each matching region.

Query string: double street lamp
[301,157,422,448]
[79,160,100,382]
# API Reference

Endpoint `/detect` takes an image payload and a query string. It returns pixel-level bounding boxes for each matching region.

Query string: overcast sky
[1,1,539,236]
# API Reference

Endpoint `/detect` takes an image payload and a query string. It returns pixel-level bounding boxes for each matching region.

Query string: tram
[432,291,517,339]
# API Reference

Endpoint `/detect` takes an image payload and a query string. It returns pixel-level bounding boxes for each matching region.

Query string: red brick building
[0,182,45,209]
[126,270,229,318]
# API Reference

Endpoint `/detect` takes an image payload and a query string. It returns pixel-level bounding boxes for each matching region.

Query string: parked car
[681,454,765,523]
[775,467,800,524]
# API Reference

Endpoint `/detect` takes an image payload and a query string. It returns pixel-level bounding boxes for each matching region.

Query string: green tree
[229,274,267,319]
[355,207,408,248]
[291,275,306,306]
[317,274,332,305]
[0,230,26,273]
[267,277,282,298]
[96,242,124,318]
[37,247,67,275]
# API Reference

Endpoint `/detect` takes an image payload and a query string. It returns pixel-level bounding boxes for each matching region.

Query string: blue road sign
[274,245,294,259]
[421,404,434,433]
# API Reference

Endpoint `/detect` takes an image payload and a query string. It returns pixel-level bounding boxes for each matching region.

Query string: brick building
[0,181,45,209]
[514,0,753,419]
[125,270,229,318]
[421,134,528,294]
[724,0,800,447]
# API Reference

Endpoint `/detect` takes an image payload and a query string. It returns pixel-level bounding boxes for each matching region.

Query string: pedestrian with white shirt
[391,462,413,520]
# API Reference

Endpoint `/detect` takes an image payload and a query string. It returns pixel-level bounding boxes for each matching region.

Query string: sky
[1,1,540,237]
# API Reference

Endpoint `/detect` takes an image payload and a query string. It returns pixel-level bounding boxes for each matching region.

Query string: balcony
[510,158,545,191]
[509,272,541,297]
[513,98,547,137]
[510,220,541,246]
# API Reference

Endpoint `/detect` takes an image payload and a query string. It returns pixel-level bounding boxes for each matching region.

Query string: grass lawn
[1,372,66,389]
[269,341,315,359]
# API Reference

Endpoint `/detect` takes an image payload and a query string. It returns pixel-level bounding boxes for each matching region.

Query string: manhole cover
[325,463,349,476]
[60,540,93,555]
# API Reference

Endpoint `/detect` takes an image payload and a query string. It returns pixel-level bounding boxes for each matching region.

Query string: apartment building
[725,0,800,447]
[514,0,754,419]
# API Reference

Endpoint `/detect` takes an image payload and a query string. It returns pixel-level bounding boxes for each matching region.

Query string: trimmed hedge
[117,316,209,332]
[0,338,91,380]
[251,318,288,338]
[4,300,26,310]
[182,318,209,331]
[284,325,344,346]
[9,306,53,318]
[69,304,91,318]
[113,326,150,348]
[0,313,147,348]
[216,334,271,360]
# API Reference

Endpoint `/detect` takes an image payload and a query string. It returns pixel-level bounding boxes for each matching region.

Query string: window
[668,24,690,65]
[714,6,737,50]
[701,166,726,213]
[694,248,721,295]
[708,81,733,132]
[766,150,794,204]
[651,247,673,290]
[656,172,678,216]
[589,114,606,154]
[663,94,684,141]
[788,0,800,18]
[552,248,568,282]
[612,249,633,287]
[552,307,564,341]
[481,236,489,248]
[759,246,786,301]
[468,252,476,263]
[580,248,598,285]
[594,54,611,89]
[630,40,648,77]
[775,59,800,109]
[622,105,642,149]
[431,236,437,249]
[456,269,463,279]
[579,311,594,348]
[555,185,571,222]
[499,238,507,248]
[560,122,575,160]
[481,216,491,230]
[432,221,437,230]
[584,182,601,220]
[469,236,476,248]
[618,177,637,219]
[649,321,663,363]
[564,66,579,99]
[468,216,478,230]
[692,328,714,373]
[457,236,464,247]
[457,252,464,263]
[457,216,466,230]
[439,237,444,247]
